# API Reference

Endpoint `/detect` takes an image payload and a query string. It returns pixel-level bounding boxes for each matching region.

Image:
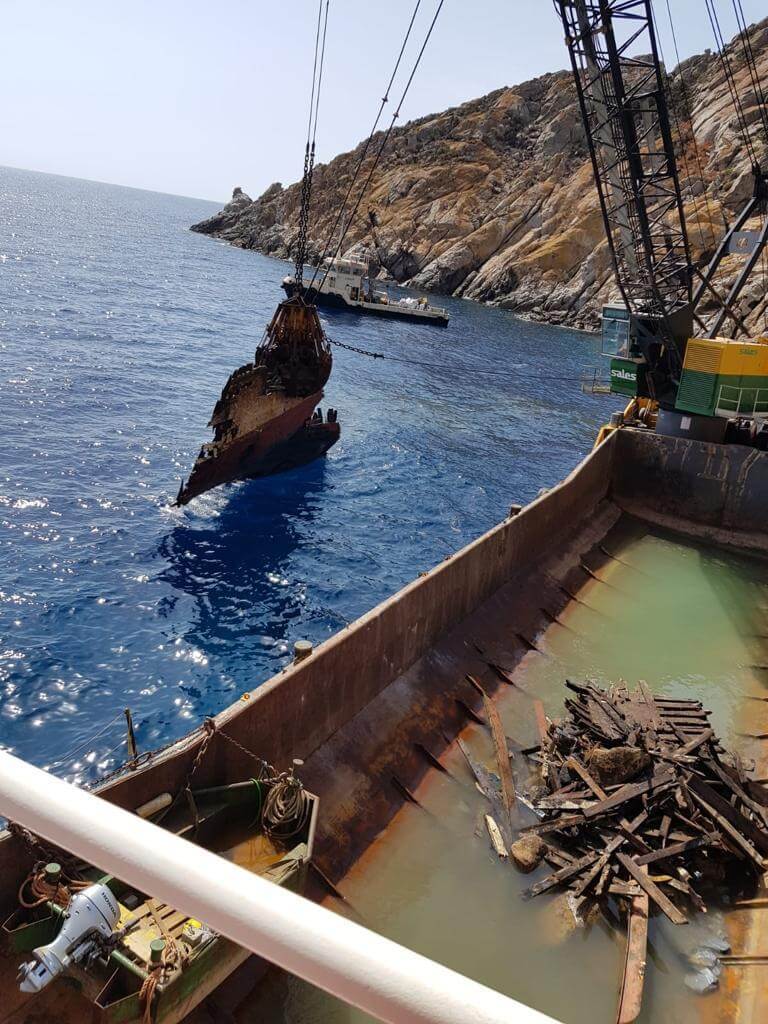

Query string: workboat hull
[2,775,317,1024]
[176,391,339,505]
[3,427,768,1023]
[282,280,450,326]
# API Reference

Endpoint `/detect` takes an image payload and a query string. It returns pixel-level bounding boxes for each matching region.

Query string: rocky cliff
[192,18,768,332]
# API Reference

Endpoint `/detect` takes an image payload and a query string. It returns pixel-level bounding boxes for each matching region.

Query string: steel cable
[310,0,446,295]
[652,2,707,255]
[732,0,768,148]
[704,0,758,166]
[295,0,331,287]
[663,0,721,247]
[307,0,424,292]
[327,336,595,384]
[44,710,126,771]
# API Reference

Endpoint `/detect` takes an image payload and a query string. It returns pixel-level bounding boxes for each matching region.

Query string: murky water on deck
[243,520,768,1024]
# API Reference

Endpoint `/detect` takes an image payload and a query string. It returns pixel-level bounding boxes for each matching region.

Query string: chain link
[216,727,273,779]
[327,336,385,359]
[294,144,316,289]
[7,820,82,875]
[7,821,49,859]
[181,717,217,792]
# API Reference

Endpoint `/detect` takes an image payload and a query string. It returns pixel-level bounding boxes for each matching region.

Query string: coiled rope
[262,773,311,840]
[18,863,89,909]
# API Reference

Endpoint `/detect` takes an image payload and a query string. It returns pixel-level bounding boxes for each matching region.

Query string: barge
[3,424,768,1023]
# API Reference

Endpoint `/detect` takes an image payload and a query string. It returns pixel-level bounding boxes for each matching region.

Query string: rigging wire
[311,0,331,147]
[731,0,768,148]
[309,0,446,295]
[305,0,325,147]
[306,0,424,292]
[651,2,707,256]
[704,0,758,167]
[44,710,126,770]
[294,0,331,288]
[731,0,768,337]
[662,0,721,248]
[326,335,596,384]
[701,0,768,338]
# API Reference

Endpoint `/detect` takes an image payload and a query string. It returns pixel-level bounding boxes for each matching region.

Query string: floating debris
[517,680,768,1019]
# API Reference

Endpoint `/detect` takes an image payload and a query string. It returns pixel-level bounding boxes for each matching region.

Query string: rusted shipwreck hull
[176,298,340,506]
[3,426,768,1022]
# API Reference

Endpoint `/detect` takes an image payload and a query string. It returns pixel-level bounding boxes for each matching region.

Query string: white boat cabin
[321,256,382,304]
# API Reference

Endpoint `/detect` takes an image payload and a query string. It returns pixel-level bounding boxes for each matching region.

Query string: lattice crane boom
[556,0,693,319]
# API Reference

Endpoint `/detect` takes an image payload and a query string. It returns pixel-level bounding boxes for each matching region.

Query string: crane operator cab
[600,302,768,448]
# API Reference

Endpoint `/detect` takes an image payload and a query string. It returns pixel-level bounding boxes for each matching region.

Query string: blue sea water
[0,164,612,781]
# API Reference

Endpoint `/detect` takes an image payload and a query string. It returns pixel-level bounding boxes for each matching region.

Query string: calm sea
[0,164,611,780]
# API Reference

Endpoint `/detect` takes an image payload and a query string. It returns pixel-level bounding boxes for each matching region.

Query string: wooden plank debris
[583,772,674,819]
[615,853,688,925]
[473,678,517,821]
[633,833,717,866]
[512,679,768,1021]
[484,815,508,858]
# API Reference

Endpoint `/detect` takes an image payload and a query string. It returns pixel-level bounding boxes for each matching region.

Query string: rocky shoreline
[192,18,768,334]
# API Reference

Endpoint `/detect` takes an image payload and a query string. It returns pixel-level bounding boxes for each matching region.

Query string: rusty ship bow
[176,298,339,506]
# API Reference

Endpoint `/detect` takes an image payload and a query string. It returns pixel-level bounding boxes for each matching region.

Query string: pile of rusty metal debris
[516,680,768,1020]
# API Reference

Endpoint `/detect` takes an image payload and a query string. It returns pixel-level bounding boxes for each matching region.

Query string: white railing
[716,384,768,417]
[0,751,560,1024]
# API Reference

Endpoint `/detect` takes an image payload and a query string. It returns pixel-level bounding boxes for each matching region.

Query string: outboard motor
[18,882,119,993]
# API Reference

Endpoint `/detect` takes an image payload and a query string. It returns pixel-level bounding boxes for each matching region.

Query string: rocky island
[192,18,768,332]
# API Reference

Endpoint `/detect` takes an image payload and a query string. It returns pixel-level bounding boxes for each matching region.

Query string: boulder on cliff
[191,186,254,235]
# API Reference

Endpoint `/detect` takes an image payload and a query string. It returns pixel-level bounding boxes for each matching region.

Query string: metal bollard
[294,640,313,664]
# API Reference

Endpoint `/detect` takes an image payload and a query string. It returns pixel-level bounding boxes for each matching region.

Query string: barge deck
[3,426,768,1023]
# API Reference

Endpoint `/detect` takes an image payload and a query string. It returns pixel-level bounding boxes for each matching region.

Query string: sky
[1,0,765,202]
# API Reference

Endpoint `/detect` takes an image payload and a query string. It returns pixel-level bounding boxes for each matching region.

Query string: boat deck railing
[581,368,612,394]
[716,383,768,418]
[0,751,558,1024]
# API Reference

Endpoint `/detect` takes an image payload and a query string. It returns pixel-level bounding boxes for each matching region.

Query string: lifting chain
[216,727,273,780]
[294,144,316,290]
[327,336,384,359]
[179,718,272,796]
[8,821,84,891]
[7,821,56,863]
[182,717,218,792]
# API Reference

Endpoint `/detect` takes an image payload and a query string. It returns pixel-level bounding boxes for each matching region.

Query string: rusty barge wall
[5,427,768,891]
[211,428,617,768]
[612,430,768,554]
[0,417,619,897]
[124,425,768,857]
